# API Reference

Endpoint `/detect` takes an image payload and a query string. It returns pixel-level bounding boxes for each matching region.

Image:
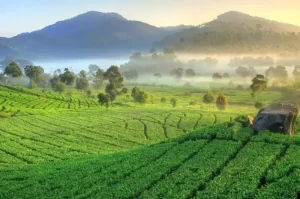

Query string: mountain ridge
[2,10,300,58]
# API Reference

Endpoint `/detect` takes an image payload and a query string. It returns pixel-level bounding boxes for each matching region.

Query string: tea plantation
[0,85,299,199]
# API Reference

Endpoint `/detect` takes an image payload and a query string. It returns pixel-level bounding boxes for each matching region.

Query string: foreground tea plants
[1,125,300,199]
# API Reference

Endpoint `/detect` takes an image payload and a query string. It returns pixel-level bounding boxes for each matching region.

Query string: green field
[0,84,300,199]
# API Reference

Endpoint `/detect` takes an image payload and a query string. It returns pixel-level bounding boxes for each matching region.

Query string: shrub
[55,82,65,93]
[121,88,129,94]
[216,93,228,110]
[87,90,92,98]
[98,93,110,108]
[234,115,250,127]
[131,87,149,104]
[161,97,167,103]
[170,98,177,107]
[203,93,215,105]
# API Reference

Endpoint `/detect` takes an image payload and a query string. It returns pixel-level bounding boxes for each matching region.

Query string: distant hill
[216,11,300,32]
[156,11,300,54]
[0,56,33,69]
[160,25,194,33]
[1,11,176,59]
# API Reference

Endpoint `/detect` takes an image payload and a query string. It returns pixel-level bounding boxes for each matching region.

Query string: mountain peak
[75,11,127,21]
[216,11,259,22]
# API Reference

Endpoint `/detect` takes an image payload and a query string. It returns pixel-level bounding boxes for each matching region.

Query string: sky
[0,0,300,37]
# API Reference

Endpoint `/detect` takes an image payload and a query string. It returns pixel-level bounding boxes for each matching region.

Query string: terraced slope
[1,125,300,199]
[0,109,235,170]
[0,85,100,116]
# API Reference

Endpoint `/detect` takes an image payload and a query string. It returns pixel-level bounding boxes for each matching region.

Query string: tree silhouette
[4,62,22,78]
[250,74,267,103]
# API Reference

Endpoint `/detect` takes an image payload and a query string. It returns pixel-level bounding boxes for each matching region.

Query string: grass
[0,83,299,198]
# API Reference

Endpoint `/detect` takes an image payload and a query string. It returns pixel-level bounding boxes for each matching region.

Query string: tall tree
[131,87,148,104]
[59,68,76,86]
[104,66,124,102]
[236,66,250,78]
[250,74,267,102]
[170,68,184,79]
[4,62,22,78]
[98,93,110,110]
[92,68,104,92]
[185,69,196,77]
[265,65,288,84]
[88,64,100,74]
[216,93,228,111]
[76,70,89,93]
[24,65,43,87]
[212,73,223,80]
[203,93,215,108]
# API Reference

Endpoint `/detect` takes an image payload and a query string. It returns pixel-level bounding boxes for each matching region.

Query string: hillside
[1,124,300,198]
[0,83,299,198]
[1,11,174,59]
[156,11,300,54]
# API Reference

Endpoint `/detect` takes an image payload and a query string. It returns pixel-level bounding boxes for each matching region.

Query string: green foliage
[265,65,288,84]
[131,87,149,104]
[223,73,230,78]
[92,68,104,91]
[24,65,44,88]
[59,68,76,86]
[98,93,110,108]
[76,70,89,92]
[154,73,162,78]
[216,93,228,110]
[236,66,252,78]
[170,98,177,107]
[49,75,60,90]
[28,79,37,89]
[121,87,129,94]
[203,92,215,105]
[234,115,250,127]
[160,97,167,103]
[185,68,196,77]
[170,68,184,79]
[54,82,65,93]
[212,73,223,80]
[104,66,124,101]
[4,62,22,78]
[250,74,267,101]
[86,90,92,98]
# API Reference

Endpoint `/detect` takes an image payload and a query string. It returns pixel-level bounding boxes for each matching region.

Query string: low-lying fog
[34,58,128,74]
[19,53,299,89]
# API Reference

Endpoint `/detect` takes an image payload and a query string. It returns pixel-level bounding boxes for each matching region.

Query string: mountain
[216,11,300,32]
[2,11,174,59]
[156,11,300,53]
